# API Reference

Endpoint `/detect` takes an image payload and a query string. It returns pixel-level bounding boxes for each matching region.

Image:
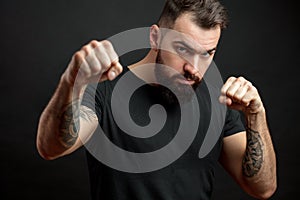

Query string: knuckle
[226,90,234,97]
[237,76,245,81]
[73,51,83,60]
[245,81,252,87]
[228,76,236,82]
[111,54,119,63]
[113,65,122,74]
[90,40,99,48]
[101,40,112,48]
[220,86,227,94]
[94,43,104,54]
[221,89,226,95]
[81,45,90,55]
[73,52,84,65]
[250,86,258,93]
[101,58,111,69]
[117,65,123,74]
[236,76,245,83]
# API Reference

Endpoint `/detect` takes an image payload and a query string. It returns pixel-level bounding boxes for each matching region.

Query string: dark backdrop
[1,0,299,199]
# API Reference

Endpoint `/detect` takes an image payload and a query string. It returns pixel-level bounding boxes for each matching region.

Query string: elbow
[38,150,56,161]
[39,152,56,161]
[36,136,59,161]
[36,140,55,160]
[252,181,277,200]
[36,122,63,160]
[260,183,277,200]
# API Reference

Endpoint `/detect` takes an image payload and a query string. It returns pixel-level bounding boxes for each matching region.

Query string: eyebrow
[207,47,216,54]
[173,41,216,54]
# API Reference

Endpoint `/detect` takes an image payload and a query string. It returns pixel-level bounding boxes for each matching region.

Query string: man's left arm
[219,76,277,199]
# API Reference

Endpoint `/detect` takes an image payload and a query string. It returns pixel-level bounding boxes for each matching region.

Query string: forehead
[165,13,221,50]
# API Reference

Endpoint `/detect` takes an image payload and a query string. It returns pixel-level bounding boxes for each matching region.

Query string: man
[36,0,277,199]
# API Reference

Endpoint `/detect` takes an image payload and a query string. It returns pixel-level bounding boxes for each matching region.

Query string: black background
[1,0,299,199]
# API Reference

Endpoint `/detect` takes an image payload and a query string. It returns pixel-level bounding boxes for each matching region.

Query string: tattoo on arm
[242,127,264,177]
[58,100,97,148]
[59,99,81,148]
[80,105,97,123]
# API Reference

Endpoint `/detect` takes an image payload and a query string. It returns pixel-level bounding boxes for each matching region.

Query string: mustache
[184,71,200,82]
[166,71,201,87]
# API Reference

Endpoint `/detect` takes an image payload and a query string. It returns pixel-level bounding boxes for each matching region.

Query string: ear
[149,25,160,51]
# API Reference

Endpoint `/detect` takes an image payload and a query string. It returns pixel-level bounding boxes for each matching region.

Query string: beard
[154,50,201,105]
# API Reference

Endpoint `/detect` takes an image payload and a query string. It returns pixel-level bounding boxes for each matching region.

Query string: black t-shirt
[82,67,245,200]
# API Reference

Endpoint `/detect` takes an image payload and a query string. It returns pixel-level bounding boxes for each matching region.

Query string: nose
[183,55,208,79]
[183,63,199,76]
[182,63,200,82]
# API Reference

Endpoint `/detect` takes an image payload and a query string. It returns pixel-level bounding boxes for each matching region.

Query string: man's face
[154,13,221,103]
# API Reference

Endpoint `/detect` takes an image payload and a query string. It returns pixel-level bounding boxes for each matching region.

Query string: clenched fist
[63,40,123,87]
[219,76,264,115]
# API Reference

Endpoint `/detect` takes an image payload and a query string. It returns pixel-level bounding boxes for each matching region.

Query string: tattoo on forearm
[80,106,97,122]
[242,127,264,177]
[58,101,97,148]
[59,99,81,148]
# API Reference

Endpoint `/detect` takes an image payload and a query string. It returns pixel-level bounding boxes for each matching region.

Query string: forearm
[242,107,277,198]
[36,40,123,160]
[37,74,86,159]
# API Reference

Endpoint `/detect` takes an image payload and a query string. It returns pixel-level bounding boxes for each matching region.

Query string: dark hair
[158,0,229,29]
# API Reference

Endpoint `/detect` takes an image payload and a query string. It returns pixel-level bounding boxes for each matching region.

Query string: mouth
[177,72,200,86]
[176,77,195,86]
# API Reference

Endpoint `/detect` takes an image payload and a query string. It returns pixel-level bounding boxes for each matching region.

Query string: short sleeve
[81,83,104,117]
[223,109,245,137]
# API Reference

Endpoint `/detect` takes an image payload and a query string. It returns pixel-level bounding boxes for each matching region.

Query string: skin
[36,12,276,200]
[37,40,123,158]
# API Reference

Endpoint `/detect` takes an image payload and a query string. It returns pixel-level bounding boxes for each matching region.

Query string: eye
[201,49,216,58]
[200,51,211,58]
[176,46,189,55]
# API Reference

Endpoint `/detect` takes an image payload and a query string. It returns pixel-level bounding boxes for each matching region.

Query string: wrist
[60,73,87,99]
[245,106,266,128]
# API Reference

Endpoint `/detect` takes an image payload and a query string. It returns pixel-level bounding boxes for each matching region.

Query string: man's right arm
[36,40,123,160]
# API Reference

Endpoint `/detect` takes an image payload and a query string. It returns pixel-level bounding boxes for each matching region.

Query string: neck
[127,49,158,82]
[128,49,158,69]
